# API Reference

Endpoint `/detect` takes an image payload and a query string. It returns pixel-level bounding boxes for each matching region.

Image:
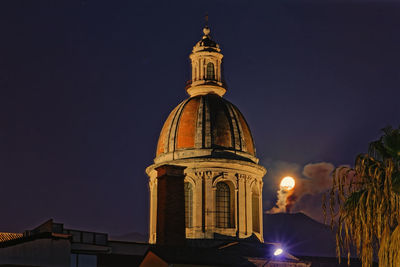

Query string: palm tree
[325,126,400,267]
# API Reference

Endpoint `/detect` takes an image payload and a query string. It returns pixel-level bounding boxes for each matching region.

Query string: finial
[203,13,210,36]
[203,26,210,36]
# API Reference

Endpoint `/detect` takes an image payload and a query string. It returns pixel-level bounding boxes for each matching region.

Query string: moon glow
[280,176,295,191]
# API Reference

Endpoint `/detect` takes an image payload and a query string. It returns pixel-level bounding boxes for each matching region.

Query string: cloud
[291,162,335,223]
[302,162,335,194]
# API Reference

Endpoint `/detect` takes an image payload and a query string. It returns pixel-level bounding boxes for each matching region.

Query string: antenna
[205,13,209,27]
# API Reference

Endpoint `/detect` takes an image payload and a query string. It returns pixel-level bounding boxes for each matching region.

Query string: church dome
[155,93,257,164]
[147,24,266,244]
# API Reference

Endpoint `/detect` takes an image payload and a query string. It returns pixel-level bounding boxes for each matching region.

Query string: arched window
[252,187,260,233]
[206,62,215,80]
[216,182,231,228]
[184,182,193,228]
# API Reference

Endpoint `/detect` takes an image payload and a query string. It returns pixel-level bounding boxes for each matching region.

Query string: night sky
[1,0,400,237]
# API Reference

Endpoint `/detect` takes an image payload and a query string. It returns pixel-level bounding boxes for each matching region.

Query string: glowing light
[280,176,295,191]
[273,248,283,256]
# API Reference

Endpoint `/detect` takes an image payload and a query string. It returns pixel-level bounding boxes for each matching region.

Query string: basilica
[146,25,266,244]
[141,25,311,266]
[146,26,266,243]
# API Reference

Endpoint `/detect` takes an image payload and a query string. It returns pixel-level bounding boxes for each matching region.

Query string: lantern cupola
[186,26,226,97]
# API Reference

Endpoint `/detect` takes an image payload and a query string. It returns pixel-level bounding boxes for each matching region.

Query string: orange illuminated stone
[157,106,179,156]
[176,97,200,149]
[155,94,256,159]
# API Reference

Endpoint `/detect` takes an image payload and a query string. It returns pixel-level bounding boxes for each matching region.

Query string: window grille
[216,182,231,228]
[184,182,193,228]
[206,62,215,80]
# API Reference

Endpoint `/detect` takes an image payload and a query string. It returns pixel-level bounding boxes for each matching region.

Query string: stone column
[245,178,253,236]
[237,174,247,238]
[155,164,186,246]
[204,171,214,238]
[191,172,203,238]
[148,178,157,244]
[258,180,264,242]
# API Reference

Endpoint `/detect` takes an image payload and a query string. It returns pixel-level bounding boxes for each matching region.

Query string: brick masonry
[155,165,186,246]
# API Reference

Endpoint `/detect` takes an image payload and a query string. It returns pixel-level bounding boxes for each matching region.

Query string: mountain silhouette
[263,212,336,257]
[114,213,337,257]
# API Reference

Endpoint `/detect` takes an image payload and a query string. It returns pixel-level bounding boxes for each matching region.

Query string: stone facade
[147,158,265,243]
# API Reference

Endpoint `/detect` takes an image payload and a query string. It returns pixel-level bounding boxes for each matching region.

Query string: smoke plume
[268,187,293,214]
[267,162,336,223]
[262,159,301,212]
[290,162,335,222]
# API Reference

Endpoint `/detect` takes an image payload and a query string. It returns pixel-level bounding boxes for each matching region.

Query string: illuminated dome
[147,24,266,244]
[155,93,258,164]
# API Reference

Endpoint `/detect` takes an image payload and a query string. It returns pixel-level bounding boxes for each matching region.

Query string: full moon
[280,176,295,191]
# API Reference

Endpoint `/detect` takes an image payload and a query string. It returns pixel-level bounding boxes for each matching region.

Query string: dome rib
[155,94,258,163]
[157,104,178,155]
[234,107,255,155]
[194,96,205,149]
[176,97,201,149]
[225,103,243,151]
[167,98,189,154]
[203,96,211,148]
[208,94,233,149]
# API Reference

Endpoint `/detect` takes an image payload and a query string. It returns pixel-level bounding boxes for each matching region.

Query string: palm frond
[327,126,400,267]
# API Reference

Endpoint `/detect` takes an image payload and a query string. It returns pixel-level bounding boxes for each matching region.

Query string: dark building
[0,219,148,267]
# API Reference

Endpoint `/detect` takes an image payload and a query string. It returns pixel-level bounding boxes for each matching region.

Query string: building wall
[0,238,71,267]
[147,158,265,243]
[155,165,186,246]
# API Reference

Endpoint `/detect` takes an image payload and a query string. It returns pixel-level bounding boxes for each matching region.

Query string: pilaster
[237,174,247,238]
[245,177,253,236]
[204,171,214,238]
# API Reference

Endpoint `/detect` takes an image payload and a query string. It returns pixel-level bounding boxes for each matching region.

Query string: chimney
[155,164,186,246]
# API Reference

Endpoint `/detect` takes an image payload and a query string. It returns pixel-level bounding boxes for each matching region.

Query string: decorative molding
[184,175,197,186]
